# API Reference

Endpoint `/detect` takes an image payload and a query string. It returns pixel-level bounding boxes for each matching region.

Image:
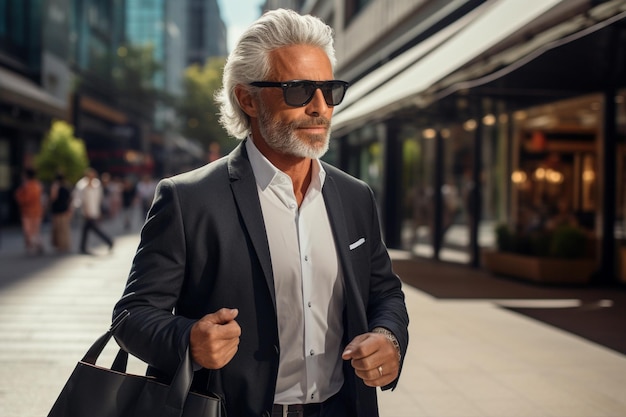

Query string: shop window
[406,128,436,258]
[514,131,597,234]
[618,147,626,239]
[344,0,371,26]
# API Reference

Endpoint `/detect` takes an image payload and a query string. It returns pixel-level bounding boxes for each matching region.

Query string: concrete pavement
[1,217,625,416]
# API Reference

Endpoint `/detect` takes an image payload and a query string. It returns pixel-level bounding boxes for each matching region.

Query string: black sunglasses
[249,80,350,107]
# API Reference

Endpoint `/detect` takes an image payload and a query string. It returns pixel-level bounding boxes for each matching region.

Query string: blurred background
[1,0,626,284]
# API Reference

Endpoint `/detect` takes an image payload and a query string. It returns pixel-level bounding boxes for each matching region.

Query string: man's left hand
[342,332,399,387]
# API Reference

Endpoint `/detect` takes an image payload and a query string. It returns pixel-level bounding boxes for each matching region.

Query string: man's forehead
[267,45,333,79]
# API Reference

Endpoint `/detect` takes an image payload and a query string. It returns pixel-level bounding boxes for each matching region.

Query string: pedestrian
[109,176,123,219]
[99,172,112,219]
[74,168,113,255]
[14,167,44,255]
[121,176,137,230]
[112,8,408,417]
[135,174,156,218]
[49,172,73,253]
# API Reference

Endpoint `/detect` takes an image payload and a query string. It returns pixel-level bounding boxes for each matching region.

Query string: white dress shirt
[245,138,345,405]
[77,179,103,219]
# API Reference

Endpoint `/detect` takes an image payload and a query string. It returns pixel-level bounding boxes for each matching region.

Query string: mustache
[292,117,331,128]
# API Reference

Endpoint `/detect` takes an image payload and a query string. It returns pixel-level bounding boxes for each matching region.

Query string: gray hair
[215,8,337,139]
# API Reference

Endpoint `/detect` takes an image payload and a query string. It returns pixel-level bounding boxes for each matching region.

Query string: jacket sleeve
[112,178,196,376]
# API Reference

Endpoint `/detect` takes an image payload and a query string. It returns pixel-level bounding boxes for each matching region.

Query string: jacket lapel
[228,141,276,308]
[322,174,368,332]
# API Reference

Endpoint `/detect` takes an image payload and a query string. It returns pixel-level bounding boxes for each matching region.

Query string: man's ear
[235,85,258,117]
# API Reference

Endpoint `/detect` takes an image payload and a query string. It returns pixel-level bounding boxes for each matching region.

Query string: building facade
[186,0,228,65]
[0,0,67,224]
[0,0,228,225]
[264,0,626,283]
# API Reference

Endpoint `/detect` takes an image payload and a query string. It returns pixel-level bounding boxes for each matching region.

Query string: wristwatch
[372,327,401,363]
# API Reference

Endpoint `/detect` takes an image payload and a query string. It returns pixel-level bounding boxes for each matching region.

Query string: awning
[332,0,565,132]
[338,5,484,110]
[0,66,67,119]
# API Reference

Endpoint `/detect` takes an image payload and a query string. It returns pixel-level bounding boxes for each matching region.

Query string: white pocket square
[349,238,365,250]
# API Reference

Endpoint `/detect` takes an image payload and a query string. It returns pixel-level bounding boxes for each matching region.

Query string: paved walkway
[379,270,626,416]
[0,216,625,416]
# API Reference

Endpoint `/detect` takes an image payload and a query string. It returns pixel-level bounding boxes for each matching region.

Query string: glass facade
[344,0,372,25]
[345,98,517,265]
[70,0,118,80]
[617,92,626,243]
[345,124,384,199]
[0,0,42,71]
[402,127,435,257]
[125,0,165,88]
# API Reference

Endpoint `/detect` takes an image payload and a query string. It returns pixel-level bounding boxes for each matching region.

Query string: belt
[271,403,322,417]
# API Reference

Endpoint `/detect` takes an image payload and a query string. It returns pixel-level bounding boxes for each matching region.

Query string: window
[344,0,371,26]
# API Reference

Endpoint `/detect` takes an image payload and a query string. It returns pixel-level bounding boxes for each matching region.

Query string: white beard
[258,106,331,159]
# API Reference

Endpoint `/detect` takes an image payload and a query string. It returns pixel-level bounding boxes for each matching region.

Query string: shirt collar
[245,135,326,191]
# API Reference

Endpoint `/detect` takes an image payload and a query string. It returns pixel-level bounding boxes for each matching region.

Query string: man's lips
[298,125,328,133]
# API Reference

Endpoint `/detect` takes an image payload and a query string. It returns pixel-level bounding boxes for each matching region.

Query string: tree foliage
[177,57,233,155]
[113,43,167,118]
[35,120,89,184]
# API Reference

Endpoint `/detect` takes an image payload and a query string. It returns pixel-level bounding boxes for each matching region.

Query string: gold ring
[378,365,383,377]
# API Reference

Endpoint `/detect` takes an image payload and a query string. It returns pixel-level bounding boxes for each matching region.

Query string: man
[113,8,409,417]
[49,172,73,253]
[75,168,114,254]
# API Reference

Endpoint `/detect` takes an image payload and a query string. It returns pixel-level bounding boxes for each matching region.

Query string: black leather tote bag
[47,310,222,417]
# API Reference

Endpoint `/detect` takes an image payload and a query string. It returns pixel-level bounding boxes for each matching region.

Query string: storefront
[0,66,67,224]
[331,0,626,282]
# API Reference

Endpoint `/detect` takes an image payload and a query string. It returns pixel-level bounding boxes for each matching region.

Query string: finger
[206,308,239,325]
[195,309,240,337]
[357,364,399,387]
[342,334,372,360]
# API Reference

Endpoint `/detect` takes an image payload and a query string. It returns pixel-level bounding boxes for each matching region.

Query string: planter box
[482,250,595,284]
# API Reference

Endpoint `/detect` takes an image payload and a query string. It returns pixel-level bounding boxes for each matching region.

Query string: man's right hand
[190,308,241,369]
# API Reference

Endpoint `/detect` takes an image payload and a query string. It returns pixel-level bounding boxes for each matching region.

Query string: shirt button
[311,394,315,400]
[308,301,312,307]
[310,349,315,356]
[304,255,308,262]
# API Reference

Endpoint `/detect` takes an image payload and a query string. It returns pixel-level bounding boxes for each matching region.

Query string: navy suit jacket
[113,140,409,417]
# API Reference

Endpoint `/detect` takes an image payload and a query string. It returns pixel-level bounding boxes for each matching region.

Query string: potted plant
[483,224,596,284]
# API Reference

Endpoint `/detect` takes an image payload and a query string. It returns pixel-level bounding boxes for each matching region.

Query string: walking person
[49,172,73,253]
[136,174,156,218]
[75,168,113,255]
[121,176,137,230]
[112,9,409,417]
[14,167,45,255]
[99,172,112,219]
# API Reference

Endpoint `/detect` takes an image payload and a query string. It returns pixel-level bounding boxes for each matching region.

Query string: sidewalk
[1,217,625,416]
[381,254,626,416]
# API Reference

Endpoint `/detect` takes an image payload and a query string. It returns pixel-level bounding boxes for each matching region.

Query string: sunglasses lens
[323,82,347,106]
[282,81,348,106]
[284,82,314,106]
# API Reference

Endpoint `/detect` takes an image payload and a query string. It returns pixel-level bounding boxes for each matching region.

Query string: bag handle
[81,310,198,417]
[82,309,129,364]
[162,346,195,417]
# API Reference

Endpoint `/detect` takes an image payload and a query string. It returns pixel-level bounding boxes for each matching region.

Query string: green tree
[178,57,233,155]
[113,43,167,119]
[35,120,89,184]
